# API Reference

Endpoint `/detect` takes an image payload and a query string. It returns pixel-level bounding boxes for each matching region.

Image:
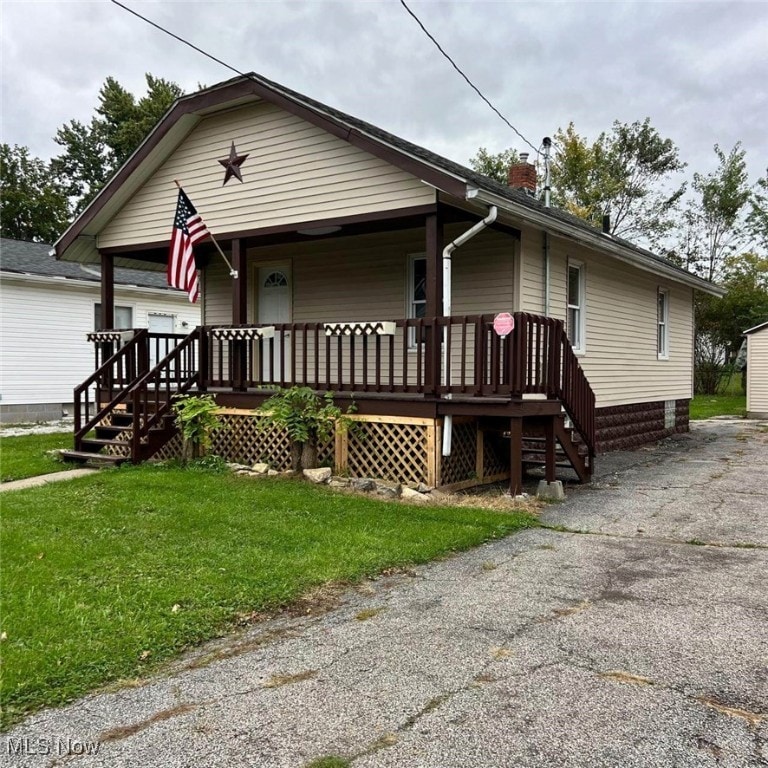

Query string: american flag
[168,188,209,303]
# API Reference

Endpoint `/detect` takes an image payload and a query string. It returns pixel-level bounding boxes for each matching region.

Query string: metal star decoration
[218,141,248,185]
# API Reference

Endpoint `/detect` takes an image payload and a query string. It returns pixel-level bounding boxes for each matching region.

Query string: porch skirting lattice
[91,408,512,489]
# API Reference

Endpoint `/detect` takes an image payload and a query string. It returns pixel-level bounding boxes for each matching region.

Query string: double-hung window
[408,254,426,346]
[657,288,669,359]
[567,261,585,353]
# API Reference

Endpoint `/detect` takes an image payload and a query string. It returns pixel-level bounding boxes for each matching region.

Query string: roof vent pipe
[602,214,611,234]
[542,137,552,208]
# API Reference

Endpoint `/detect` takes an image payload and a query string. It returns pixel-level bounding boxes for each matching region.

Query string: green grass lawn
[0,432,72,482]
[0,464,537,728]
[689,395,747,420]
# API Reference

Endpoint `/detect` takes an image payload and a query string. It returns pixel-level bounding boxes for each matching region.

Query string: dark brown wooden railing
[77,314,594,463]
[74,329,149,447]
[198,313,595,454]
[76,329,193,455]
[129,330,201,460]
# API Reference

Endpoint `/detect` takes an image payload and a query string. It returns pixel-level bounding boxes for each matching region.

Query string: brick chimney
[508,152,536,194]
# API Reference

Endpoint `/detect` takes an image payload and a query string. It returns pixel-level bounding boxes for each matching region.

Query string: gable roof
[744,320,768,335]
[54,72,723,296]
[1,238,171,290]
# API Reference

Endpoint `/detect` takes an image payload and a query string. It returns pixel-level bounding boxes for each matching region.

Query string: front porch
[67,312,595,492]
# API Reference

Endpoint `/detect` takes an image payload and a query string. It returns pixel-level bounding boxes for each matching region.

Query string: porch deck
[68,312,595,491]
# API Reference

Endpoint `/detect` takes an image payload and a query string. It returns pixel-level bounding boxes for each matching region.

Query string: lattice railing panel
[346,422,429,486]
[440,421,477,486]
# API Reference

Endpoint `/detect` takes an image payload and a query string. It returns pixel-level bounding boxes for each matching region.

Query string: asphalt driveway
[3,418,766,768]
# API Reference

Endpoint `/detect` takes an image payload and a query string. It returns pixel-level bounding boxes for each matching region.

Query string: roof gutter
[466,187,725,297]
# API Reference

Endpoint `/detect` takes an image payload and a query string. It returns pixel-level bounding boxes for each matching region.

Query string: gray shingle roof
[241,72,709,287]
[1,238,170,289]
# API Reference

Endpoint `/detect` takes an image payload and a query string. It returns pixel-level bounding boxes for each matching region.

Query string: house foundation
[595,398,689,453]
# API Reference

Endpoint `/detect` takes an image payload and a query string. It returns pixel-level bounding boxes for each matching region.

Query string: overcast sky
[2,0,767,189]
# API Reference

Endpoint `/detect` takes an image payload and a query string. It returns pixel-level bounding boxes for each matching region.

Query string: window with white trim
[567,261,585,353]
[657,288,669,359]
[408,254,426,346]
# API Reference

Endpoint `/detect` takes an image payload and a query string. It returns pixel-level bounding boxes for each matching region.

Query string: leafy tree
[0,144,71,242]
[694,252,768,394]
[468,147,520,185]
[747,171,768,253]
[52,74,182,212]
[550,119,686,247]
[677,143,751,282]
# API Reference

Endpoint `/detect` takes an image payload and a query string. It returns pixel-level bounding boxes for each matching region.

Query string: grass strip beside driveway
[1,432,72,482]
[1,464,536,728]
[689,395,746,420]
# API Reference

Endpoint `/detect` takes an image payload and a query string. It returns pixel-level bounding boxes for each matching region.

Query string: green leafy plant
[171,394,222,463]
[257,387,355,471]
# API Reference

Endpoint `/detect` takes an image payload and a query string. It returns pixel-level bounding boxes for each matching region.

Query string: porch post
[231,239,248,390]
[424,209,444,393]
[99,251,115,330]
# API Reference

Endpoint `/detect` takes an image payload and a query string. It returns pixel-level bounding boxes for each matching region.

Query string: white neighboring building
[745,320,768,419]
[0,238,200,423]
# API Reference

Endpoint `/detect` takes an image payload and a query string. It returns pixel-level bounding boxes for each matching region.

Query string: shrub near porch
[0,463,537,728]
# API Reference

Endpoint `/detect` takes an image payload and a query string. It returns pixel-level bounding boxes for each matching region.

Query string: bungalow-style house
[744,321,768,418]
[53,73,723,491]
[0,238,200,424]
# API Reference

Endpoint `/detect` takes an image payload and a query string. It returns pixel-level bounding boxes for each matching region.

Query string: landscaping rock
[267,469,279,477]
[416,482,433,493]
[376,482,402,498]
[228,463,251,472]
[402,487,430,503]
[331,476,351,487]
[303,467,332,484]
[351,478,376,492]
[251,462,270,474]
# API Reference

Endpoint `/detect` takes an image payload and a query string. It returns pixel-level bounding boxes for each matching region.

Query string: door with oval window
[257,265,291,382]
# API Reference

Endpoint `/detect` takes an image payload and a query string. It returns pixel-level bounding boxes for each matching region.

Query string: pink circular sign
[493,312,515,337]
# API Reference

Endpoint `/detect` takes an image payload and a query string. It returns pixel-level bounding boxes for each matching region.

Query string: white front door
[148,313,175,367]
[257,265,291,382]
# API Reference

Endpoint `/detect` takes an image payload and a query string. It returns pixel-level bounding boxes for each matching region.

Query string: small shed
[744,321,768,418]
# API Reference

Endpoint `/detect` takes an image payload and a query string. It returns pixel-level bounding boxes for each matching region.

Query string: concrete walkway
[2,419,766,767]
[0,468,97,493]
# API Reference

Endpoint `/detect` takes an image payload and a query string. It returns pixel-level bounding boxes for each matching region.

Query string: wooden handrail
[74,329,149,446]
[127,330,201,461]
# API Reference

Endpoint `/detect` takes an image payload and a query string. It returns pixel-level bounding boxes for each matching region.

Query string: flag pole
[174,180,238,279]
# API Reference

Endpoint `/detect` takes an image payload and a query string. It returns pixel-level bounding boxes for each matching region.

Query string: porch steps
[59,450,127,466]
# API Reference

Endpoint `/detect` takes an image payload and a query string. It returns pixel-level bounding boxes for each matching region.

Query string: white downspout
[442,205,498,456]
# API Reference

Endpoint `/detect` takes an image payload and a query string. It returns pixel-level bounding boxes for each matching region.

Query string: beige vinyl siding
[747,327,768,416]
[98,102,435,248]
[554,243,692,407]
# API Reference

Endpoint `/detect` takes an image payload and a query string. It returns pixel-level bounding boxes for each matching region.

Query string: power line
[398,0,540,155]
[110,0,247,79]
[112,0,546,165]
